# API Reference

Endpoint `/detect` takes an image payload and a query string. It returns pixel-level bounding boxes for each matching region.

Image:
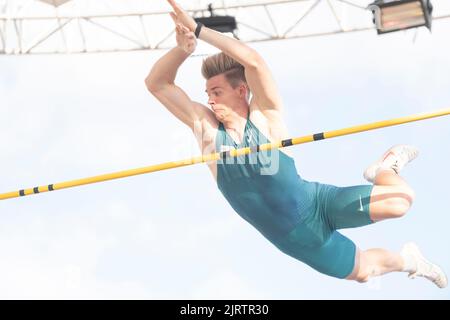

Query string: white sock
[401,252,417,273]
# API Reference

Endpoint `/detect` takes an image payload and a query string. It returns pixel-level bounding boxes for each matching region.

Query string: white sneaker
[401,242,448,289]
[363,145,419,183]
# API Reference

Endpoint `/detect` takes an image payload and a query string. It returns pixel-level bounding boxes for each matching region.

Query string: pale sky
[1,10,449,299]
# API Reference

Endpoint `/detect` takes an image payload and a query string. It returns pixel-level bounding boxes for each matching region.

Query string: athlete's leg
[275,228,359,279]
[364,145,418,222]
[315,145,418,228]
[369,170,416,221]
[346,245,448,288]
[346,247,404,282]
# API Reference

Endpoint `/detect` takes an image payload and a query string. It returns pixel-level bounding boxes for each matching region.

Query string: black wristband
[194,22,204,38]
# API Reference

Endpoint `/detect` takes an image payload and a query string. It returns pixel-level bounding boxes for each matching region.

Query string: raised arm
[167,0,283,114]
[145,22,214,131]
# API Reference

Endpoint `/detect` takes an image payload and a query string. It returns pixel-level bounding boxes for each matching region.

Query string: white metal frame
[0,0,449,55]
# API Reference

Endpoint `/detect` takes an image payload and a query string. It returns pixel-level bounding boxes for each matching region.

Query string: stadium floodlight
[368,0,433,34]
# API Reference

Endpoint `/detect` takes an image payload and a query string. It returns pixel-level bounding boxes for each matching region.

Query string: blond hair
[201,52,246,88]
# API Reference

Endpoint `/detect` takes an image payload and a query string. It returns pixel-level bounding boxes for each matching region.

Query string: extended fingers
[176,24,195,37]
[180,24,191,33]
[169,12,177,23]
[179,24,194,37]
[167,0,181,13]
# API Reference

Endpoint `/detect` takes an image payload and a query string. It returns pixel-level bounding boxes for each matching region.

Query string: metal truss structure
[1,0,449,55]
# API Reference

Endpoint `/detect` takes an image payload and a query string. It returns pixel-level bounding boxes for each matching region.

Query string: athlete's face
[205,74,246,122]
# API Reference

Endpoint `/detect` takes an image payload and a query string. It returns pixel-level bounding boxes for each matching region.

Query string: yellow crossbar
[1,108,449,201]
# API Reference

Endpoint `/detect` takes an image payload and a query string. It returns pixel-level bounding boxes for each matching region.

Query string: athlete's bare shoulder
[249,101,293,156]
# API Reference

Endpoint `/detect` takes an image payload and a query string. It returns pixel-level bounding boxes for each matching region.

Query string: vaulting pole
[1,108,449,200]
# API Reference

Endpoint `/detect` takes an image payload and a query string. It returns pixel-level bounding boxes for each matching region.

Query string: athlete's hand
[171,19,197,54]
[167,0,197,32]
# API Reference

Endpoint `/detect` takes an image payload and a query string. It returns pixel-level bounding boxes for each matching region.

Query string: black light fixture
[368,0,433,34]
[194,4,238,36]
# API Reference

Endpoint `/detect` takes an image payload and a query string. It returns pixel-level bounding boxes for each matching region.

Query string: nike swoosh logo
[358,195,364,212]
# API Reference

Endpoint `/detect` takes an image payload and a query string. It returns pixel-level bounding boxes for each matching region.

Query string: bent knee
[404,186,416,203]
[387,201,411,218]
[388,186,415,217]
[393,185,415,203]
